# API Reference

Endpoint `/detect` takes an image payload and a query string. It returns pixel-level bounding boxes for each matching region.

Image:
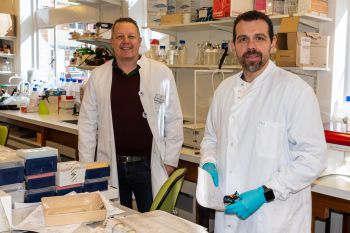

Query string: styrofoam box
[0,183,25,205]
[148,12,167,26]
[0,153,24,186]
[16,147,58,159]
[147,0,167,12]
[56,161,86,187]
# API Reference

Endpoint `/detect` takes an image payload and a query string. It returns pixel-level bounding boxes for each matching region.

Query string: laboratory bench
[311,122,350,233]
[0,109,79,159]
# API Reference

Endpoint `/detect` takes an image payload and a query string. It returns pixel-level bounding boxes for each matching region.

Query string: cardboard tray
[41,192,106,226]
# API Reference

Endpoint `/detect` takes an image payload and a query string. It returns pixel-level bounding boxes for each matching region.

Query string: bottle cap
[346,96,350,102]
[179,40,186,44]
[150,39,159,45]
[160,45,166,49]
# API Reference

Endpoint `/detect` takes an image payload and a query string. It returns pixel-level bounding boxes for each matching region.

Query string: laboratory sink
[61,119,78,125]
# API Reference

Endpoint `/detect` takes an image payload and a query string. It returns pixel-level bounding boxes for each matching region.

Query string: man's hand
[202,162,219,187]
[164,164,176,175]
[225,186,266,219]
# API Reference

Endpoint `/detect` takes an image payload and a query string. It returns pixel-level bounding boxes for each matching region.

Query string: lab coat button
[229,170,232,174]
[230,142,233,147]
[227,224,231,228]
[142,112,147,118]
[138,91,143,96]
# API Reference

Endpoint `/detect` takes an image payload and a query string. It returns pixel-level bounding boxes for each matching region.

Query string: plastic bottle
[203,42,212,66]
[177,40,188,65]
[28,87,39,112]
[158,45,167,63]
[167,42,177,65]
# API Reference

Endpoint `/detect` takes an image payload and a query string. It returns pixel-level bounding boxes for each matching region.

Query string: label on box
[300,36,311,64]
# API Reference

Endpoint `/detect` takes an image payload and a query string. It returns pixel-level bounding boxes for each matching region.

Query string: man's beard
[239,49,266,73]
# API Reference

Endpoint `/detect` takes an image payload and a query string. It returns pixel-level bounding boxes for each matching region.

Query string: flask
[159,45,167,63]
[177,40,188,65]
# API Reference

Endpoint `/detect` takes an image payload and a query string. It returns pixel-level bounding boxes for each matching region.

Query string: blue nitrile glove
[224,186,266,219]
[202,162,218,187]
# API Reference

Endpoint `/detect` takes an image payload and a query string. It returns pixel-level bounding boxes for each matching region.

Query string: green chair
[0,125,9,146]
[150,167,187,214]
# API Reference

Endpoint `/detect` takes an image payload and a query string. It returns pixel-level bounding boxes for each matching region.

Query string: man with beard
[78,17,183,213]
[199,11,326,233]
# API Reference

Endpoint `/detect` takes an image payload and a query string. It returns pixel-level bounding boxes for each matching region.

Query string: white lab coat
[78,55,183,197]
[200,61,327,233]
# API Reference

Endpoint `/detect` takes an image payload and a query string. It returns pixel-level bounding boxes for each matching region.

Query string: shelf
[0,36,16,41]
[73,38,114,54]
[146,13,332,33]
[69,65,97,70]
[68,0,122,6]
[168,64,241,69]
[167,64,328,71]
[283,66,330,71]
[0,53,15,58]
[0,71,15,75]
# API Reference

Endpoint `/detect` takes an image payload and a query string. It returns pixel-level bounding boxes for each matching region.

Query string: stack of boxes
[56,161,86,195]
[83,162,110,193]
[17,147,58,203]
[0,152,25,205]
[1,147,110,204]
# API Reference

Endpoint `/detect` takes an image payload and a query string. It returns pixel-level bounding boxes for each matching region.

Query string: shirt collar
[112,56,141,78]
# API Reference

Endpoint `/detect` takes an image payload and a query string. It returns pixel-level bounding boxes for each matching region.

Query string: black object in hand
[223,191,240,205]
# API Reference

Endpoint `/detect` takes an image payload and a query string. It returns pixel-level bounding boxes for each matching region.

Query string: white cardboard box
[0,190,12,232]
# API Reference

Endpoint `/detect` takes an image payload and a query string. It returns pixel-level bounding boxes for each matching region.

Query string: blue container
[85,166,110,179]
[24,187,56,203]
[25,156,57,176]
[26,174,56,189]
[0,166,24,186]
[83,178,108,192]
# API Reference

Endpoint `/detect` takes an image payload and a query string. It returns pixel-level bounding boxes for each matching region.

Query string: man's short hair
[112,17,140,36]
[232,10,274,43]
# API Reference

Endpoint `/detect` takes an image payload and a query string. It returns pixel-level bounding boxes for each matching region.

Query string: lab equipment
[202,162,218,187]
[177,40,188,65]
[225,186,266,219]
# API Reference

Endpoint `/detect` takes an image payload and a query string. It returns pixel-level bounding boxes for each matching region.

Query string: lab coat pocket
[256,120,284,159]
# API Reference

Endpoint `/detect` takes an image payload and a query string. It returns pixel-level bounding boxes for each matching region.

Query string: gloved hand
[225,186,266,219]
[202,162,218,187]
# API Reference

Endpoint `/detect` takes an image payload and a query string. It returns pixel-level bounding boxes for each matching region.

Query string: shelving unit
[69,64,97,70]
[0,35,16,76]
[146,13,332,34]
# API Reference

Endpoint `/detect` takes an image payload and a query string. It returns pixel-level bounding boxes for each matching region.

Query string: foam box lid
[16,147,58,159]
[0,153,24,169]
[0,182,25,192]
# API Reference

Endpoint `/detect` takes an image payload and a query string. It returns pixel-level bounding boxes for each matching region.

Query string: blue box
[0,166,24,186]
[85,166,110,179]
[25,156,57,176]
[56,185,83,196]
[84,178,108,192]
[26,173,56,189]
[25,186,56,203]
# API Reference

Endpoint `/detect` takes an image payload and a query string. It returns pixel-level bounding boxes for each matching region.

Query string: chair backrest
[150,167,187,213]
[0,125,9,146]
